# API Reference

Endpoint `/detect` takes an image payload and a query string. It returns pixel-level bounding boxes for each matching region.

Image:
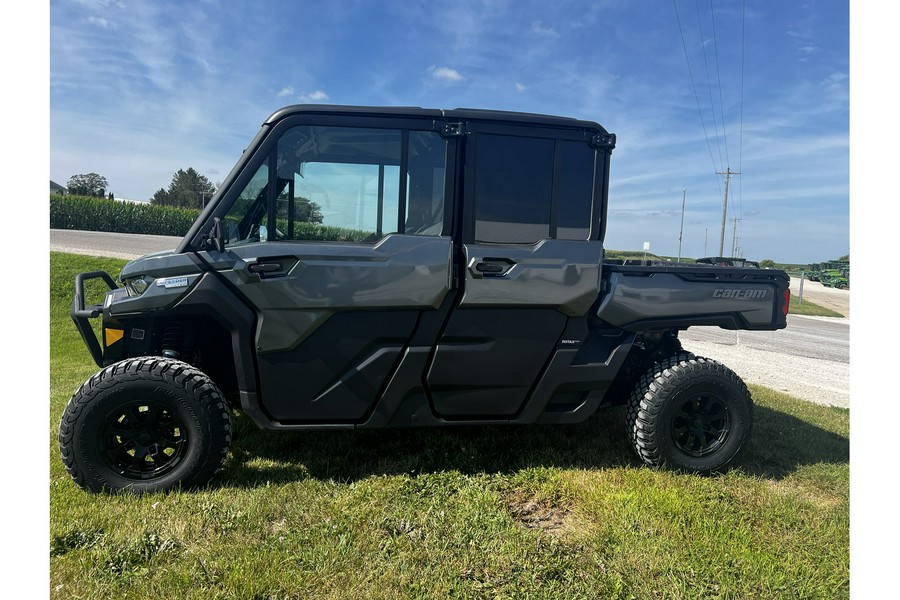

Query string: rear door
[425,121,608,418]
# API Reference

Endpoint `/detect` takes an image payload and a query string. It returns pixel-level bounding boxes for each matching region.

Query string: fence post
[799,271,805,304]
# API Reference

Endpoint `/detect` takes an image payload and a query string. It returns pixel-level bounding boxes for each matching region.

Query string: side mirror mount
[207,217,225,253]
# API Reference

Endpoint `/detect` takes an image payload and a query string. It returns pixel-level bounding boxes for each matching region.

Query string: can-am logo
[713,288,768,299]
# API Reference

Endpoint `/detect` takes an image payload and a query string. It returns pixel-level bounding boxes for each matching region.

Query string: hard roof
[264,104,608,134]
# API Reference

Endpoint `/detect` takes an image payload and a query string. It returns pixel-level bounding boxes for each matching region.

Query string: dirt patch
[767,479,845,511]
[507,493,571,536]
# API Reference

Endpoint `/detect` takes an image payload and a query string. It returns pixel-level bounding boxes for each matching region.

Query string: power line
[673,0,747,257]
[694,0,725,170]
[673,0,725,188]
[709,0,731,169]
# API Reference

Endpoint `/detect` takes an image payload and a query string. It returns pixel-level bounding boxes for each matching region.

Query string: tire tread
[625,354,752,473]
[58,357,231,493]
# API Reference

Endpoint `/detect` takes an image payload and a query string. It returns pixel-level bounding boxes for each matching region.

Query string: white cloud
[515,82,527,92]
[277,86,295,98]
[786,28,822,59]
[71,0,125,8]
[800,44,821,55]
[198,58,216,74]
[429,65,464,82]
[299,90,330,102]
[86,16,113,28]
[530,21,558,37]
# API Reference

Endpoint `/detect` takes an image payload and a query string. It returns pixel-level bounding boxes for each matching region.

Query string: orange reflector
[105,328,125,346]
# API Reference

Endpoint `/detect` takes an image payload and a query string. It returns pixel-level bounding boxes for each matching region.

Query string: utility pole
[730,217,741,257]
[704,227,708,256]
[717,167,740,256]
[677,189,686,263]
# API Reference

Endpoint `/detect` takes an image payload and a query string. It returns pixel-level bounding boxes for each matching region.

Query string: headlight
[124,275,155,297]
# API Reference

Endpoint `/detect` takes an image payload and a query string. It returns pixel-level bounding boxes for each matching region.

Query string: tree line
[66,173,112,199]
[65,168,217,209]
[64,167,323,222]
[150,167,216,209]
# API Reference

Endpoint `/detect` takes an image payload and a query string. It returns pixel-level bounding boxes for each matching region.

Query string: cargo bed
[595,264,790,331]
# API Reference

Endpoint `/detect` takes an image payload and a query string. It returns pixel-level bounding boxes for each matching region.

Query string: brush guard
[71,271,119,367]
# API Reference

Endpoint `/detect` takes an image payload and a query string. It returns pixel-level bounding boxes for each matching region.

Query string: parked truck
[62,105,790,493]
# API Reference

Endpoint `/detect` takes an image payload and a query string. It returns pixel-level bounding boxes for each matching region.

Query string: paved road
[50,229,850,407]
[681,315,849,408]
[50,229,182,260]
[683,315,848,363]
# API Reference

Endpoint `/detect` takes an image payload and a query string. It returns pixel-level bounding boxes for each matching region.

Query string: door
[426,124,606,418]
[207,117,454,423]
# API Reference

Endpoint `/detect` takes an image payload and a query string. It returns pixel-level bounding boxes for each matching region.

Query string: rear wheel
[59,357,231,493]
[626,355,752,473]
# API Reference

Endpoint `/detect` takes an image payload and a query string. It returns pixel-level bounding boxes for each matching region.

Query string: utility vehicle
[62,105,790,493]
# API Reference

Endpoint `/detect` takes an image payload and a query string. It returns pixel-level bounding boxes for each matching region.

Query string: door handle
[475,262,504,273]
[248,262,282,273]
[469,258,515,278]
[234,257,297,282]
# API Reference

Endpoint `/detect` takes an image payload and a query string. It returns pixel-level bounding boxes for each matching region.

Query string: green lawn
[789,295,845,318]
[50,252,849,599]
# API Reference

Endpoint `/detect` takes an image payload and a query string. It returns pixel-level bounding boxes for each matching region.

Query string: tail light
[783,288,791,315]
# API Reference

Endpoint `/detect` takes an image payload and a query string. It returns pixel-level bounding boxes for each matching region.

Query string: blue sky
[48,0,850,264]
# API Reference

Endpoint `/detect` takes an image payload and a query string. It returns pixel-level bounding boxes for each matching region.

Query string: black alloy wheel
[99,400,189,480]
[670,392,731,458]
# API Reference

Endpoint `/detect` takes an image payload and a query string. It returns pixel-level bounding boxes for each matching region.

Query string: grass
[789,295,845,318]
[50,252,849,599]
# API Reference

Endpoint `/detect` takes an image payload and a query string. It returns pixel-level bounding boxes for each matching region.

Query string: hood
[119,249,203,281]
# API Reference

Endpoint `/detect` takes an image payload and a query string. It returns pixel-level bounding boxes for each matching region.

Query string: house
[50,180,67,195]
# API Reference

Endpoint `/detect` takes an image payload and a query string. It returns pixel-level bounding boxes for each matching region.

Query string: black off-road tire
[656,334,687,359]
[58,357,232,493]
[626,355,752,473]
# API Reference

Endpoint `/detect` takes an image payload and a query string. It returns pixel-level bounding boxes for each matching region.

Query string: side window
[556,141,595,240]
[221,162,269,247]
[474,134,554,244]
[473,133,596,244]
[228,125,449,243]
[405,131,447,236]
[276,126,402,242]
[221,125,448,245]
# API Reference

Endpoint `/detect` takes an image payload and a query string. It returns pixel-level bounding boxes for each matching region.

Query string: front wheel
[626,355,752,473]
[58,357,232,493]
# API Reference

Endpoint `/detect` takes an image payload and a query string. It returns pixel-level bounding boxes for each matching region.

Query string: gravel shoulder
[681,328,849,409]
